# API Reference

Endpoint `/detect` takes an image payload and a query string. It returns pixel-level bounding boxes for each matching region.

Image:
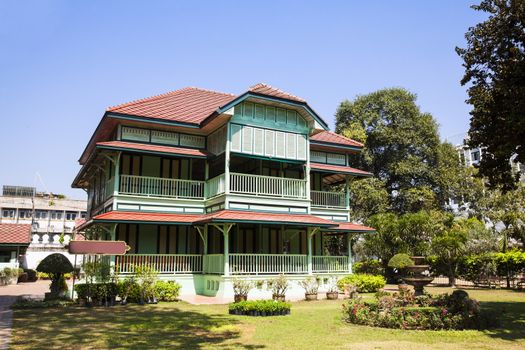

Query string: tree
[456,0,525,189]
[431,218,490,287]
[36,253,74,299]
[336,88,448,213]
[348,178,389,222]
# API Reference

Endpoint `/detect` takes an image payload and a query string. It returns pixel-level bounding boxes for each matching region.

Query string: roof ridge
[248,82,305,102]
[106,87,235,112]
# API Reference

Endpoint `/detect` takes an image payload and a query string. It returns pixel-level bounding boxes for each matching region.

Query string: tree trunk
[448,265,456,288]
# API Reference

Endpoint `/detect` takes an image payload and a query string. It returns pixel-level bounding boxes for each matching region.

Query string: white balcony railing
[203,254,224,274]
[312,256,349,273]
[229,173,307,199]
[229,254,308,275]
[206,174,226,198]
[120,175,205,199]
[115,254,202,274]
[311,191,347,208]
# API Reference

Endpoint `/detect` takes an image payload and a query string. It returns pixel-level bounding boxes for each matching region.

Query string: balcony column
[307,227,319,275]
[212,223,234,277]
[224,123,231,208]
[347,233,353,274]
[345,175,350,210]
[113,152,121,211]
[195,225,208,274]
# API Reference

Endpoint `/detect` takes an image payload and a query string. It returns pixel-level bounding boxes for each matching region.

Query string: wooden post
[195,225,208,274]
[345,175,350,210]
[307,228,313,275]
[212,223,234,277]
[224,123,231,208]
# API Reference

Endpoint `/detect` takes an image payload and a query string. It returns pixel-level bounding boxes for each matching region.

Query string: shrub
[337,274,386,293]
[228,300,291,316]
[299,277,319,294]
[232,278,253,297]
[12,298,74,309]
[24,269,38,282]
[36,253,74,298]
[354,260,384,275]
[267,274,289,298]
[75,283,118,304]
[117,278,142,303]
[388,254,414,270]
[154,281,181,302]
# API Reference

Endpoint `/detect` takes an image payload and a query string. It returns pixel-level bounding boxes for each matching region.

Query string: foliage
[11,298,74,309]
[298,277,319,294]
[117,278,142,303]
[232,278,253,297]
[266,274,288,297]
[228,300,291,315]
[431,217,490,286]
[24,269,38,282]
[135,265,159,303]
[388,254,414,270]
[36,253,74,295]
[337,274,386,293]
[348,178,389,221]
[82,259,111,283]
[343,290,496,330]
[353,260,383,275]
[75,283,118,303]
[154,281,181,302]
[1,267,21,279]
[335,88,464,213]
[456,0,525,189]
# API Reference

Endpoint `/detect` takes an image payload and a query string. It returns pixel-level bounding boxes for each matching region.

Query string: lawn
[10,287,525,350]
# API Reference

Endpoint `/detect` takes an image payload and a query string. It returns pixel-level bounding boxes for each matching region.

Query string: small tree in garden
[232,278,253,302]
[36,253,74,300]
[134,265,158,304]
[267,274,288,301]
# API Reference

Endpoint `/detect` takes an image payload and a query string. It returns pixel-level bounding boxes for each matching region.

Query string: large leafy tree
[336,88,466,213]
[456,0,525,189]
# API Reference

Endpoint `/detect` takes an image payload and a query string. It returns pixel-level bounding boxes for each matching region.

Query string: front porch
[114,253,350,275]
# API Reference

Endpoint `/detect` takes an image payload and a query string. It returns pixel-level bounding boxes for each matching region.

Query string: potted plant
[299,277,319,301]
[268,274,288,301]
[36,253,74,300]
[232,277,252,302]
[325,276,339,300]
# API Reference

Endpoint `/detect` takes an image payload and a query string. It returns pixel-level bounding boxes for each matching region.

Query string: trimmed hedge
[337,274,386,293]
[229,300,291,316]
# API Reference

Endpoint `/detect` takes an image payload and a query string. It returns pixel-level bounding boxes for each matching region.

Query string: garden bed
[229,300,291,316]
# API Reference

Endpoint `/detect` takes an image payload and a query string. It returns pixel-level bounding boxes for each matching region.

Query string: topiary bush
[388,253,414,270]
[36,253,74,299]
[337,274,386,293]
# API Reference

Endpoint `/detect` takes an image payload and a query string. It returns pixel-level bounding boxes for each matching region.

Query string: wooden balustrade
[229,173,307,199]
[206,174,226,198]
[115,254,202,274]
[120,175,205,199]
[229,254,308,275]
[310,190,346,208]
[312,256,349,273]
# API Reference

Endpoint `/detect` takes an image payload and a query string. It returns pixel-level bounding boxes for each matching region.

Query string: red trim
[96,141,210,158]
[328,222,375,232]
[310,163,372,176]
[310,130,363,148]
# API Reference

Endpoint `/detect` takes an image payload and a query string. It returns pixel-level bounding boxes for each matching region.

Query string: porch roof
[76,211,200,230]
[326,222,376,233]
[96,141,210,158]
[0,224,31,245]
[195,210,337,227]
[310,130,363,151]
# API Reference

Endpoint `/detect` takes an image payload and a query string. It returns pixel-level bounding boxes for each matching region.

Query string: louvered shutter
[265,130,275,157]
[230,124,242,152]
[297,134,307,160]
[286,133,297,159]
[242,126,253,153]
[253,128,264,155]
[275,132,286,158]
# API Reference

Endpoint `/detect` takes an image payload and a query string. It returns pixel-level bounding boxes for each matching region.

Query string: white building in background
[0,185,87,269]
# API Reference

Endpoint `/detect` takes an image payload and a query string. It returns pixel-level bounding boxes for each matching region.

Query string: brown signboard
[68,240,129,255]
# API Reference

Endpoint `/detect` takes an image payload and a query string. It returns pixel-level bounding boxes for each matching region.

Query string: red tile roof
[0,224,31,244]
[310,163,372,177]
[248,83,306,102]
[329,222,376,232]
[96,141,209,158]
[310,130,363,148]
[93,211,200,224]
[107,87,236,125]
[196,210,336,227]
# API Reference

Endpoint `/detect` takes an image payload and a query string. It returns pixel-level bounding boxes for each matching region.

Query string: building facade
[0,185,87,269]
[73,84,375,298]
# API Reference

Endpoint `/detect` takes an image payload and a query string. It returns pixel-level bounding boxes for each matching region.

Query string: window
[471,150,480,162]
[65,211,77,221]
[51,211,63,220]
[35,210,48,220]
[2,208,15,218]
[18,209,32,219]
[0,251,11,263]
[80,212,87,219]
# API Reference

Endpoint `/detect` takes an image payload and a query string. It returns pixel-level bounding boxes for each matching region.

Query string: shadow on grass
[480,300,525,342]
[11,303,265,349]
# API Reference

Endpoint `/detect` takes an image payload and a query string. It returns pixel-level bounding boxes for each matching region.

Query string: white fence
[115,254,202,274]
[312,256,348,273]
[120,175,205,199]
[229,173,307,199]
[311,191,346,208]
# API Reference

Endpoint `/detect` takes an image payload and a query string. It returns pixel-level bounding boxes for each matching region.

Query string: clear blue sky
[0,1,485,199]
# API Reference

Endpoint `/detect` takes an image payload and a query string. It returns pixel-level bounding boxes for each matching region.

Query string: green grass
[10,287,525,349]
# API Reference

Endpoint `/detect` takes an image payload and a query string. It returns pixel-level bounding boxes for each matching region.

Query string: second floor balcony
[116,173,347,208]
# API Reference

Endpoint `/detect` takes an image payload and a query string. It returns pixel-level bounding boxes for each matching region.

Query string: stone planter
[305,293,318,301]
[326,292,339,300]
